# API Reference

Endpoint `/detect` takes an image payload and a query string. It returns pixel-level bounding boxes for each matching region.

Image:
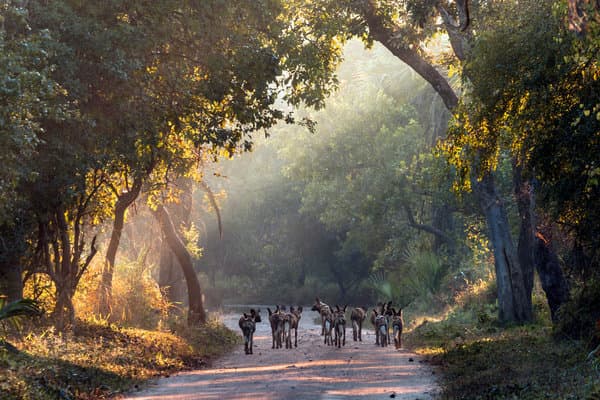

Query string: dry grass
[0,317,239,399]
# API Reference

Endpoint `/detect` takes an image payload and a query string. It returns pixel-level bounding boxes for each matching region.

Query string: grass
[0,316,239,399]
[403,292,600,399]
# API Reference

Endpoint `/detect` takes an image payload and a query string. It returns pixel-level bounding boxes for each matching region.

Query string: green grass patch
[406,319,600,399]
[0,317,239,399]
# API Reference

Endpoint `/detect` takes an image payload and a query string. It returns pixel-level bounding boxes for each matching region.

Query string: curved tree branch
[199,181,223,239]
[359,0,459,110]
[403,203,455,246]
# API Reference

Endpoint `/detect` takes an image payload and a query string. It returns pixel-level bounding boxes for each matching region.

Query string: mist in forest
[182,40,458,310]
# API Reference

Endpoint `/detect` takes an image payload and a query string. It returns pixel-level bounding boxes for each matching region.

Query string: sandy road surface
[124,309,437,400]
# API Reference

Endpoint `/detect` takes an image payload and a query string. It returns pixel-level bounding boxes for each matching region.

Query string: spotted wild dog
[391,307,403,349]
[333,305,347,348]
[383,301,393,346]
[311,297,331,336]
[370,308,378,345]
[238,308,261,355]
[267,306,285,349]
[376,312,389,347]
[323,309,334,346]
[350,307,366,342]
[372,309,388,347]
[284,306,303,348]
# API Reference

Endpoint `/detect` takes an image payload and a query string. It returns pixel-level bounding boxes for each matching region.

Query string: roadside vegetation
[405,283,600,399]
[0,316,238,399]
[2,1,600,399]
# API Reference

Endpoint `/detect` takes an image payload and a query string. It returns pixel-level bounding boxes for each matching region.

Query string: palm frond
[0,298,42,324]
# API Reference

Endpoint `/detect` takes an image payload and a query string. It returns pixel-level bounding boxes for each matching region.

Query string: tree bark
[360,0,459,110]
[534,233,570,322]
[98,177,142,317]
[475,173,532,323]
[513,164,535,313]
[514,163,570,322]
[154,205,206,325]
[0,263,22,302]
[403,203,456,248]
[158,239,186,305]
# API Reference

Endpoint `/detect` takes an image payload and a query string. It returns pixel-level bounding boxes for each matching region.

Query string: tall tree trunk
[158,239,186,305]
[534,233,570,322]
[158,179,192,306]
[514,163,569,322]
[52,281,75,332]
[0,221,26,301]
[0,263,22,302]
[513,164,535,313]
[475,173,532,323]
[98,177,142,317]
[154,205,206,325]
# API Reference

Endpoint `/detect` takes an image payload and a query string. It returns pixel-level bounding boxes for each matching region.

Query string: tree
[0,2,68,302]
[286,0,532,322]
[448,0,600,316]
[2,0,347,327]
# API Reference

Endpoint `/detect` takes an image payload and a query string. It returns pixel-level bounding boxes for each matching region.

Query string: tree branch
[403,203,455,246]
[360,0,459,110]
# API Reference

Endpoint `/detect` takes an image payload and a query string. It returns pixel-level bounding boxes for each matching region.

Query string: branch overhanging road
[124,308,438,400]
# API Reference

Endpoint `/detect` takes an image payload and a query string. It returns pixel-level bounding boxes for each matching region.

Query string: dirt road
[124,309,437,400]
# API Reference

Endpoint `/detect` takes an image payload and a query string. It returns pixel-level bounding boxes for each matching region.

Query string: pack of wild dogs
[238,297,403,355]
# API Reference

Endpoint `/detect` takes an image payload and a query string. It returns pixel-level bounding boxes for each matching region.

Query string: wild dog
[391,307,403,349]
[323,309,334,346]
[372,309,388,347]
[373,310,388,347]
[311,297,331,336]
[383,301,393,346]
[350,307,366,342]
[267,306,285,349]
[333,305,347,348]
[284,306,303,348]
[238,308,261,355]
[370,308,378,345]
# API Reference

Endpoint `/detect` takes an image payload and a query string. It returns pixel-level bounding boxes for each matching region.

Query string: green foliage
[444,0,600,273]
[401,247,446,299]
[555,278,600,344]
[0,2,67,223]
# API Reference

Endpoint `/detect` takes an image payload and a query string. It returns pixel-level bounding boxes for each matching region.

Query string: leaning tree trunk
[475,173,532,323]
[153,205,206,325]
[98,177,142,317]
[158,178,193,306]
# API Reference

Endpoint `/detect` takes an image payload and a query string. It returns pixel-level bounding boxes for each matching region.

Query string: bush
[74,258,170,330]
[555,278,600,346]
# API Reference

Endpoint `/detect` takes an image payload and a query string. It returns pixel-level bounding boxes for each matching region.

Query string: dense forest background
[1,0,599,345]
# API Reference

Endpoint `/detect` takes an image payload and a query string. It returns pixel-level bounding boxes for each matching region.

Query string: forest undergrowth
[404,282,600,400]
[0,316,238,399]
